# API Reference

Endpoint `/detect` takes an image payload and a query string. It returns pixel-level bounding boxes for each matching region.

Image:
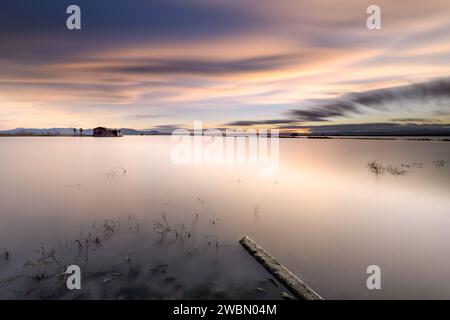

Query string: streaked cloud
[0,0,449,130]
[92,54,299,76]
[223,78,450,127]
[277,123,450,136]
[289,78,450,122]
[226,119,298,126]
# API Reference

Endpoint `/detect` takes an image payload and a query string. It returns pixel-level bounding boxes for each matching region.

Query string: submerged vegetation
[433,160,448,167]
[105,166,127,179]
[1,249,10,260]
[0,206,286,300]
[367,161,408,176]
[368,159,448,176]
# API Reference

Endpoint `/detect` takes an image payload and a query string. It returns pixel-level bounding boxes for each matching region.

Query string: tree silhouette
[80,128,83,136]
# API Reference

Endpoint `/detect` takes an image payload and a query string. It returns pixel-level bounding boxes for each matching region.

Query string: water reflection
[0,137,449,299]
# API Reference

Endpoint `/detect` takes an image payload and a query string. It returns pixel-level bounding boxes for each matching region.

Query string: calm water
[0,136,449,299]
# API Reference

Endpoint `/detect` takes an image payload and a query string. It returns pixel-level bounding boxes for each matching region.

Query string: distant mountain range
[0,128,169,136]
[0,123,449,137]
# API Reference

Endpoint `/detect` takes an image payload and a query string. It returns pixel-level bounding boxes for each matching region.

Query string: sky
[0,0,449,133]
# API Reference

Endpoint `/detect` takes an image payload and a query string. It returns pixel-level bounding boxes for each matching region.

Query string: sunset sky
[0,0,449,133]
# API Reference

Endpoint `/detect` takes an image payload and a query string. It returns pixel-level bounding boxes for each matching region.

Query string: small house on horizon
[93,127,122,137]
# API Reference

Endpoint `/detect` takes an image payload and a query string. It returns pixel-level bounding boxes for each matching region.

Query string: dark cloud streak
[289,78,450,121]
[94,55,299,76]
[280,123,450,136]
[225,119,298,126]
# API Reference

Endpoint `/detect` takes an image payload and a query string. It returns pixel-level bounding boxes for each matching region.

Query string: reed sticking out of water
[105,166,127,179]
[153,213,196,244]
[154,213,179,239]
[433,160,448,167]
[1,249,10,260]
[367,161,407,176]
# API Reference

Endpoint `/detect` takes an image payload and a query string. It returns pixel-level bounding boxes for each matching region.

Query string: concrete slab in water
[239,236,322,300]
